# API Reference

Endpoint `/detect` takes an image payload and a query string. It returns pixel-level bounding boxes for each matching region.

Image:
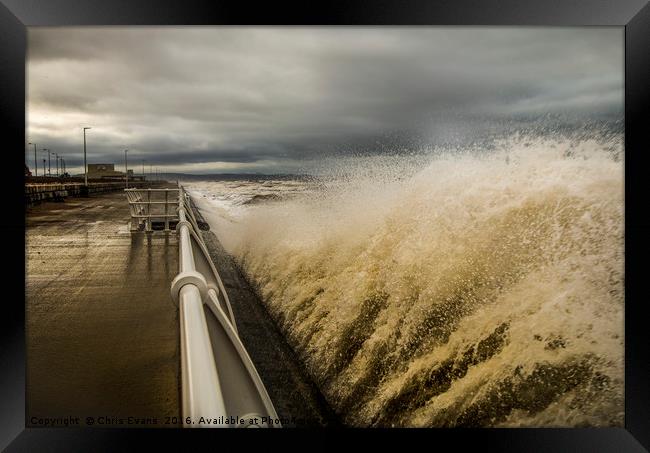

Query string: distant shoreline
[176,173,317,181]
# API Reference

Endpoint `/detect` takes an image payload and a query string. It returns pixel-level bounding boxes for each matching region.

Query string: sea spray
[190,132,623,427]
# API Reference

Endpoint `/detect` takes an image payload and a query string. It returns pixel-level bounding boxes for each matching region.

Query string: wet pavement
[26,191,180,427]
[25,188,340,429]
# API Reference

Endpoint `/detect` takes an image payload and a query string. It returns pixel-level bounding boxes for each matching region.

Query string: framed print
[1,0,648,450]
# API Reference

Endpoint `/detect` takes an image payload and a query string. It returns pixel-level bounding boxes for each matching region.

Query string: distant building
[87,163,143,181]
[88,163,122,178]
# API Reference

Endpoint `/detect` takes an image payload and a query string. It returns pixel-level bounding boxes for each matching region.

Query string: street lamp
[43,149,50,176]
[83,127,91,186]
[124,149,129,188]
[28,142,37,176]
[55,153,59,177]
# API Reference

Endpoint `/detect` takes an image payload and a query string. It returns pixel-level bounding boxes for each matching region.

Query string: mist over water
[187,129,624,427]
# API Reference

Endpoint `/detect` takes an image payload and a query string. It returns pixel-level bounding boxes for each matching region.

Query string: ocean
[183,130,624,427]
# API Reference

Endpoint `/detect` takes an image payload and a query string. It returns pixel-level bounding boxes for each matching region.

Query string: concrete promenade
[26,190,180,427]
[25,185,340,428]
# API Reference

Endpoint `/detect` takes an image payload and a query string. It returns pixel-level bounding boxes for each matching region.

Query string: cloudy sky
[26,27,623,175]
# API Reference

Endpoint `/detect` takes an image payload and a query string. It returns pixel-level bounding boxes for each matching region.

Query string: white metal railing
[169,184,280,428]
[125,188,180,232]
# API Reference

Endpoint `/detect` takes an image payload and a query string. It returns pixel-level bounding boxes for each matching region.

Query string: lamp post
[55,153,59,177]
[61,157,66,177]
[43,149,50,176]
[83,127,91,186]
[124,149,129,188]
[28,142,37,176]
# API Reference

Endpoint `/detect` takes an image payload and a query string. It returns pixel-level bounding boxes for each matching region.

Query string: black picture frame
[1,0,648,450]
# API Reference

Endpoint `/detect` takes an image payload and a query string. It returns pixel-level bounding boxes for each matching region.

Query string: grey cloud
[26,27,623,174]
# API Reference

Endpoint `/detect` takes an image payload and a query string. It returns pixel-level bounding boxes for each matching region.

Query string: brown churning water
[189,132,624,427]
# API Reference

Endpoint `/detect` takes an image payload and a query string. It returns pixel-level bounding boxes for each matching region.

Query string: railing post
[165,189,170,231]
[147,189,152,232]
[127,190,138,232]
[179,284,228,427]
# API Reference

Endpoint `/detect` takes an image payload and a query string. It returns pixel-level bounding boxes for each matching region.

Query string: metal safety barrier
[125,188,180,232]
[169,184,280,428]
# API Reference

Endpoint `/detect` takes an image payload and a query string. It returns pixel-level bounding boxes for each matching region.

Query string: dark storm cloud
[27,27,623,173]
